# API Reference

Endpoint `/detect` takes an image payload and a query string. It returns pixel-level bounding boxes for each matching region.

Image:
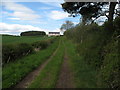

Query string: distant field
[2,35,52,45]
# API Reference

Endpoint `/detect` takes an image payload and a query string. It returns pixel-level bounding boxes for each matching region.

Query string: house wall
[48,33,60,36]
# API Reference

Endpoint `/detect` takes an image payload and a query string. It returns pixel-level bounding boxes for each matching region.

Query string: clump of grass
[2,38,59,88]
[29,38,65,88]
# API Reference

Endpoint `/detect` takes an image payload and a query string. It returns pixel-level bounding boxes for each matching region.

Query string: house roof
[49,32,60,34]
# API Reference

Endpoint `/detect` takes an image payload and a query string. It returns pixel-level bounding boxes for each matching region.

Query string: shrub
[32,41,49,50]
[100,38,120,88]
[2,43,33,65]
[32,38,56,50]
[113,17,120,38]
[2,37,56,65]
[14,43,33,58]
[65,21,120,88]
[2,45,14,64]
[113,17,120,30]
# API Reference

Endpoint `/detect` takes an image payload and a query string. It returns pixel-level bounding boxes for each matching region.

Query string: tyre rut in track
[56,50,75,88]
[14,41,60,88]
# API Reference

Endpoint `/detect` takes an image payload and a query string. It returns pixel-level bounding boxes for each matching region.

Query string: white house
[48,32,60,36]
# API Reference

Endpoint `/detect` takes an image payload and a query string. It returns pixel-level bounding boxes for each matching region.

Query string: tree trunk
[108,2,117,22]
[82,16,86,25]
[108,2,117,32]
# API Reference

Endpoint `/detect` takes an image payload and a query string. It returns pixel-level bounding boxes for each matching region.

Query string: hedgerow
[2,37,56,65]
[2,43,33,65]
[64,17,120,88]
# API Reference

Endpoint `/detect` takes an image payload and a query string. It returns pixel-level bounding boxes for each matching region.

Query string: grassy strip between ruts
[2,37,60,88]
[64,37,98,88]
[29,38,65,88]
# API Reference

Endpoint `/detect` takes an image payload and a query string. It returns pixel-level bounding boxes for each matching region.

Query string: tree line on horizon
[20,31,46,36]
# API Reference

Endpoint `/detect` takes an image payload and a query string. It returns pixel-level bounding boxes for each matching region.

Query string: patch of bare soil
[14,46,59,88]
[56,52,75,88]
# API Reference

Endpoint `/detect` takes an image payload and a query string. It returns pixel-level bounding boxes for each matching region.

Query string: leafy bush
[100,38,120,88]
[113,17,120,38]
[65,19,120,88]
[114,17,120,30]
[32,38,55,50]
[2,43,33,65]
[2,38,56,65]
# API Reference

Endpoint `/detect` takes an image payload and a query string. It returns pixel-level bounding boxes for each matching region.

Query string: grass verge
[2,38,59,88]
[29,38,65,88]
[64,37,98,88]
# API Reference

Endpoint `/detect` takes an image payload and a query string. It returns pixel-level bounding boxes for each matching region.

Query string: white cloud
[2,0,64,3]
[12,11,40,20]
[41,2,63,8]
[0,23,47,35]
[73,22,79,25]
[49,10,69,20]
[2,2,41,21]
[2,2,34,13]
[0,23,62,35]
[95,16,107,25]
[1,11,10,15]
[8,17,21,20]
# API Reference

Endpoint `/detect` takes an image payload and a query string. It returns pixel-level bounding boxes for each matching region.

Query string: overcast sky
[0,0,80,35]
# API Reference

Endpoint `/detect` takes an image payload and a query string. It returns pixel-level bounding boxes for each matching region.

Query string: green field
[2,35,52,45]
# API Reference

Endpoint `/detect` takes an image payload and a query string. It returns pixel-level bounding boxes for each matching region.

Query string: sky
[0,0,80,35]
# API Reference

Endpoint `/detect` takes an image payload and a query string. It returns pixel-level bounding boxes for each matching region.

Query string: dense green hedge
[2,43,33,65]
[2,38,55,65]
[64,17,120,88]
[32,38,55,50]
[100,38,120,88]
